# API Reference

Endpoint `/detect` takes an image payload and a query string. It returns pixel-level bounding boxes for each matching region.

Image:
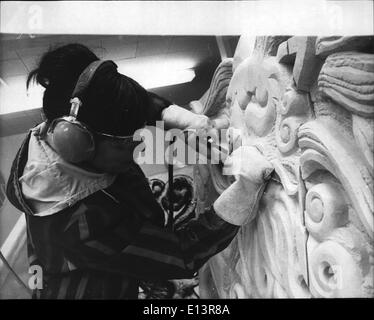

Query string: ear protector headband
[47,60,125,163]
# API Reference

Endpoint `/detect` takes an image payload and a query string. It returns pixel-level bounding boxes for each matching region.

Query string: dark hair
[27,43,100,121]
[28,43,172,136]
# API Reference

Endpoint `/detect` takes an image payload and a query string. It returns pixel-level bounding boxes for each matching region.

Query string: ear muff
[48,60,118,163]
[48,119,96,163]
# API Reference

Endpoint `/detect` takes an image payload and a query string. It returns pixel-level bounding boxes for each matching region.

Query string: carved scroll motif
[318,52,374,117]
[315,36,374,57]
[298,48,374,296]
[195,36,373,298]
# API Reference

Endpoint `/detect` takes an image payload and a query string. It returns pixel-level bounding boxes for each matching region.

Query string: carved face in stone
[227,55,285,138]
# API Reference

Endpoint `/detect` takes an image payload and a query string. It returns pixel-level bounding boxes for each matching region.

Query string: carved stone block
[194,35,374,298]
[277,36,324,92]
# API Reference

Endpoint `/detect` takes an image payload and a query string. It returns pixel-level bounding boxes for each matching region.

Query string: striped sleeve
[61,206,239,280]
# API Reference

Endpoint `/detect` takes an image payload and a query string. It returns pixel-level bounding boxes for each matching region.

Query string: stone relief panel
[193,36,373,298]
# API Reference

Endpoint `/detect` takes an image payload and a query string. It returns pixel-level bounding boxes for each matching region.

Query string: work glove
[213,145,274,226]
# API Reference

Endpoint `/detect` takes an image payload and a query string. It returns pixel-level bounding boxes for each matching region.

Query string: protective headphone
[47,60,132,164]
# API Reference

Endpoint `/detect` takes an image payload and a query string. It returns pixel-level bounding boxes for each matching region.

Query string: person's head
[27,43,154,173]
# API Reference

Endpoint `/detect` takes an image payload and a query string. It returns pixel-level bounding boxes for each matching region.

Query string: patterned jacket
[6,128,239,299]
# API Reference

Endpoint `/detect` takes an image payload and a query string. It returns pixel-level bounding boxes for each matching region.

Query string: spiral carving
[309,240,363,297]
[276,87,310,154]
[276,117,305,154]
[305,183,349,241]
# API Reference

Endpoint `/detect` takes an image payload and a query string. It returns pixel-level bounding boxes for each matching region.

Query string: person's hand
[162,105,215,132]
[213,145,274,226]
[222,145,273,185]
[186,115,220,144]
[185,114,212,130]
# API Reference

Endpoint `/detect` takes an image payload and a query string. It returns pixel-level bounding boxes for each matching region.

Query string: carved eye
[237,90,252,110]
[255,87,269,107]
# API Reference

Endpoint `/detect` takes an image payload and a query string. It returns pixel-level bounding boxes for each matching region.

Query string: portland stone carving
[193,36,374,298]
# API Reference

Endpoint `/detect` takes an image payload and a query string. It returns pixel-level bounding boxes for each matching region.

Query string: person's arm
[61,205,238,280]
[59,146,273,280]
[147,91,210,130]
[161,104,211,130]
